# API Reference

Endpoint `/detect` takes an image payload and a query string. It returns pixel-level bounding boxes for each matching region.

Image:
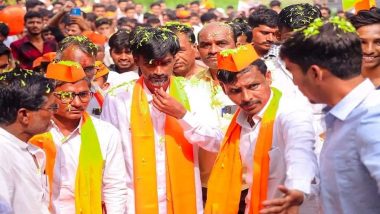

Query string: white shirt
[101,77,224,214]
[236,91,319,213]
[320,79,380,214]
[0,127,49,214]
[49,116,127,214]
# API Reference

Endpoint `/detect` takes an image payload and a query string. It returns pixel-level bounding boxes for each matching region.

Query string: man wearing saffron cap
[101,27,224,214]
[205,45,318,214]
[30,61,127,214]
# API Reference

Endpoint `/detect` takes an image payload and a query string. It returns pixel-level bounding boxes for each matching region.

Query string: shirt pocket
[268,147,284,180]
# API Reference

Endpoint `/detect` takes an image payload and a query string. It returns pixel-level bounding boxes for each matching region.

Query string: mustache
[148,74,169,84]
[241,99,261,107]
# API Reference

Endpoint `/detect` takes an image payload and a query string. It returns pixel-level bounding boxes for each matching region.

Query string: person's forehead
[55,80,89,91]
[358,24,380,37]
[61,46,95,66]
[199,25,233,41]
[254,24,278,32]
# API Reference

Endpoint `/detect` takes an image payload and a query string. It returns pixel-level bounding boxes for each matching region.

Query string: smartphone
[70,8,81,16]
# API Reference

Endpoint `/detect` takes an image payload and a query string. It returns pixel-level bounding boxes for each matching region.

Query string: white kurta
[49,116,127,214]
[0,127,49,214]
[236,91,319,213]
[101,77,224,214]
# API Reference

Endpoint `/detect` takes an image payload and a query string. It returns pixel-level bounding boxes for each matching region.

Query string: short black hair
[200,12,217,24]
[320,7,331,15]
[227,18,253,43]
[350,7,380,29]
[24,10,43,22]
[278,3,321,30]
[93,3,106,10]
[150,2,161,8]
[190,1,200,6]
[147,17,161,26]
[109,30,132,52]
[217,59,267,84]
[269,0,281,7]
[280,18,362,80]
[0,43,10,58]
[248,8,278,28]
[105,5,116,12]
[130,27,180,60]
[162,22,196,44]
[25,0,44,11]
[0,22,9,38]
[0,67,55,125]
[95,18,112,28]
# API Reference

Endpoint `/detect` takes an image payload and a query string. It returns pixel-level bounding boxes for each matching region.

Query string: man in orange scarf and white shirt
[205,45,319,214]
[30,61,128,214]
[101,27,224,214]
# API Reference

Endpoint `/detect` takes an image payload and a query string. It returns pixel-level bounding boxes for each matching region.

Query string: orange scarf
[94,90,104,107]
[30,112,103,214]
[130,77,197,214]
[205,88,282,214]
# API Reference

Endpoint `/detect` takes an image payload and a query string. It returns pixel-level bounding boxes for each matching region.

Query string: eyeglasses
[54,91,93,104]
[38,103,59,113]
[83,66,96,75]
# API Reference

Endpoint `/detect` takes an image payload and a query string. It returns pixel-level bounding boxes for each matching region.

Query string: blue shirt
[320,79,380,214]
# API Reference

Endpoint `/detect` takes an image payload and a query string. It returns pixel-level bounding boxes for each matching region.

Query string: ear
[103,82,110,90]
[265,70,272,85]
[17,108,30,126]
[308,65,324,82]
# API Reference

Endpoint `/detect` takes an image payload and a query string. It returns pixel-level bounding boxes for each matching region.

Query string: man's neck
[327,75,366,107]
[53,115,81,136]
[209,68,220,84]
[184,64,202,79]
[362,68,380,87]
[253,46,268,58]
[0,124,30,143]
[116,65,137,74]
[28,33,43,43]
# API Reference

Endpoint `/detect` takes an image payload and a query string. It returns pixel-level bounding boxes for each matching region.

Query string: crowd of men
[0,0,380,214]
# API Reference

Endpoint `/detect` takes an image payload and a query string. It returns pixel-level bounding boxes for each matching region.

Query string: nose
[241,88,250,102]
[154,65,164,74]
[267,33,275,42]
[362,42,374,55]
[210,43,218,54]
[120,52,128,60]
[70,94,82,106]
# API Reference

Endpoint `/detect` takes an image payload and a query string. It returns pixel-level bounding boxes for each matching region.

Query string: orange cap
[46,61,86,82]
[32,52,57,68]
[94,61,109,79]
[176,10,191,19]
[217,44,259,72]
[82,31,107,45]
[32,56,44,68]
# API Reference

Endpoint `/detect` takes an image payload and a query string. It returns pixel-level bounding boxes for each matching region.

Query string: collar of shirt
[0,126,29,150]
[262,44,280,60]
[51,117,83,143]
[328,79,375,121]
[236,90,273,129]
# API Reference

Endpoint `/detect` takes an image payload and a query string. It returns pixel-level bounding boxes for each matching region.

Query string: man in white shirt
[30,61,127,214]
[206,45,318,214]
[0,68,56,214]
[281,17,380,214]
[101,27,223,214]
